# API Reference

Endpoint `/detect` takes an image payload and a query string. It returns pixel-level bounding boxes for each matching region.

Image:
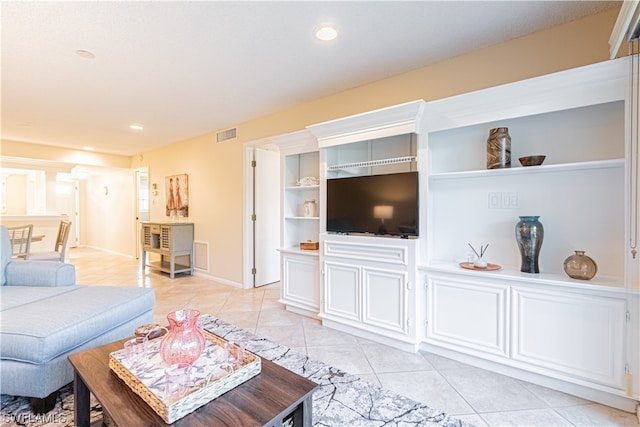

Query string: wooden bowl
[519,155,546,167]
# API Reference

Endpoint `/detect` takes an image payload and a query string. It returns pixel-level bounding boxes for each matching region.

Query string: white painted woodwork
[307,100,426,149]
[420,57,638,411]
[511,286,627,388]
[271,130,321,315]
[324,260,361,321]
[279,250,320,317]
[362,267,408,334]
[323,239,409,266]
[321,234,418,348]
[254,147,280,287]
[269,58,640,411]
[426,273,509,358]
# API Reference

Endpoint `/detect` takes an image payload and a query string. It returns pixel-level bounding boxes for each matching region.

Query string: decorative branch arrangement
[468,243,489,259]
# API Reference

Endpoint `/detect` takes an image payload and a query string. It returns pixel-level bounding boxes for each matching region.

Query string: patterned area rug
[1,315,470,426]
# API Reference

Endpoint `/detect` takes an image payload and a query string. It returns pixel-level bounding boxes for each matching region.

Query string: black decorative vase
[515,216,543,273]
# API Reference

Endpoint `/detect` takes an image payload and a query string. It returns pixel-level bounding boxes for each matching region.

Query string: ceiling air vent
[216,127,237,143]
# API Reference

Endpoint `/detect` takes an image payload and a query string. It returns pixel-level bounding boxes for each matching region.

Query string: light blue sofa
[0,225,155,412]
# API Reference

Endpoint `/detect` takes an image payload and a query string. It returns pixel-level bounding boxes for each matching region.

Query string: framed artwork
[165,174,189,217]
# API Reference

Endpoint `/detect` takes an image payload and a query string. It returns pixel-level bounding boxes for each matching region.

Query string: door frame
[134,167,149,260]
[242,139,280,289]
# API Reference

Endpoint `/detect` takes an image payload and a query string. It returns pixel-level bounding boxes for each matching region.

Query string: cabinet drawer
[323,240,408,266]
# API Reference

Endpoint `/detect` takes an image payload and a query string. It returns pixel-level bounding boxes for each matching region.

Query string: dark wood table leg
[74,370,90,427]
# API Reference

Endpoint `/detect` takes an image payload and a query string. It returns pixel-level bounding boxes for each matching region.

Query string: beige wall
[79,169,137,257]
[4,174,27,214]
[2,8,620,285]
[134,131,244,284]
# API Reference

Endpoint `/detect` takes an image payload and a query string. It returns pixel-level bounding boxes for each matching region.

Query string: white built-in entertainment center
[271,57,639,412]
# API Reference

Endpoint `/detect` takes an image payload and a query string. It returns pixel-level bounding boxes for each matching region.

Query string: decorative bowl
[519,155,546,167]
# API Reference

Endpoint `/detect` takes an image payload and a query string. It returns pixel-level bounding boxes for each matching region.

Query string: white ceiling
[1,1,620,157]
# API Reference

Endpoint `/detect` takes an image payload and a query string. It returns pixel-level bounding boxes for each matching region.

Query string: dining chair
[27,220,72,262]
[7,224,34,259]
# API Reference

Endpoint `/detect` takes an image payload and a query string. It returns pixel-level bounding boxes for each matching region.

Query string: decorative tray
[109,330,261,424]
[459,262,501,271]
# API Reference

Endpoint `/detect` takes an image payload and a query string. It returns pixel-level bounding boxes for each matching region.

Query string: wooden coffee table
[68,338,318,426]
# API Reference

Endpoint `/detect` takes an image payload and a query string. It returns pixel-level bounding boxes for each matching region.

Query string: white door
[253,147,280,287]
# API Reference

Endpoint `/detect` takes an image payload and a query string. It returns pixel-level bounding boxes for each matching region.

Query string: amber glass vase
[159,309,206,368]
[563,251,597,280]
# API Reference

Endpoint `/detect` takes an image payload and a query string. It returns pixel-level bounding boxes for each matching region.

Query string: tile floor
[70,247,640,427]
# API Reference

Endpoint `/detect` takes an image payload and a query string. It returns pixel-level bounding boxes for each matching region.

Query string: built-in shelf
[285,185,320,191]
[422,262,630,293]
[328,156,416,171]
[272,130,322,319]
[429,158,624,180]
[278,247,320,256]
[285,216,320,220]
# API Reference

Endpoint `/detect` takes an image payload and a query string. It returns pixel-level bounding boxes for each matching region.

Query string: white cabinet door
[281,253,319,313]
[512,287,627,388]
[426,274,509,358]
[324,261,360,321]
[363,267,408,334]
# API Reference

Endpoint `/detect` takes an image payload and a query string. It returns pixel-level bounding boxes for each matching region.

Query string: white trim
[610,0,640,59]
[307,100,426,148]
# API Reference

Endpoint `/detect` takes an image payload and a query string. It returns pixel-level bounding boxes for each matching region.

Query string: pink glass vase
[159,309,206,368]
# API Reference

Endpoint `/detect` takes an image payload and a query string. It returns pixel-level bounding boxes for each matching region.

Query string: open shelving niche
[271,130,322,319]
[274,131,321,255]
[424,63,630,291]
[420,57,639,412]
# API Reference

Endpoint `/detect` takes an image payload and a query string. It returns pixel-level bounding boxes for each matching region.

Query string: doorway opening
[243,143,280,288]
[135,168,149,259]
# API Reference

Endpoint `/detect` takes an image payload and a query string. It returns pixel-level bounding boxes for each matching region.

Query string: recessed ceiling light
[314,25,338,41]
[75,49,96,59]
[83,146,95,151]
[129,124,144,131]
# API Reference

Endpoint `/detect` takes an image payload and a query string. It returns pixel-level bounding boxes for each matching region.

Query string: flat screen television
[326,171,419,237]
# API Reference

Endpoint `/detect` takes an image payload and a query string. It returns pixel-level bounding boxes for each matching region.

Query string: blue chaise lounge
[0,225,155,412]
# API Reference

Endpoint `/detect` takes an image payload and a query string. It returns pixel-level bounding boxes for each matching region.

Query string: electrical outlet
[502,192,520,209]
[488,192,501,209]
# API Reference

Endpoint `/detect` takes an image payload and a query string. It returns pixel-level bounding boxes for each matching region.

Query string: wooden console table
[141,222,194,278]
[68,338,318,426]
